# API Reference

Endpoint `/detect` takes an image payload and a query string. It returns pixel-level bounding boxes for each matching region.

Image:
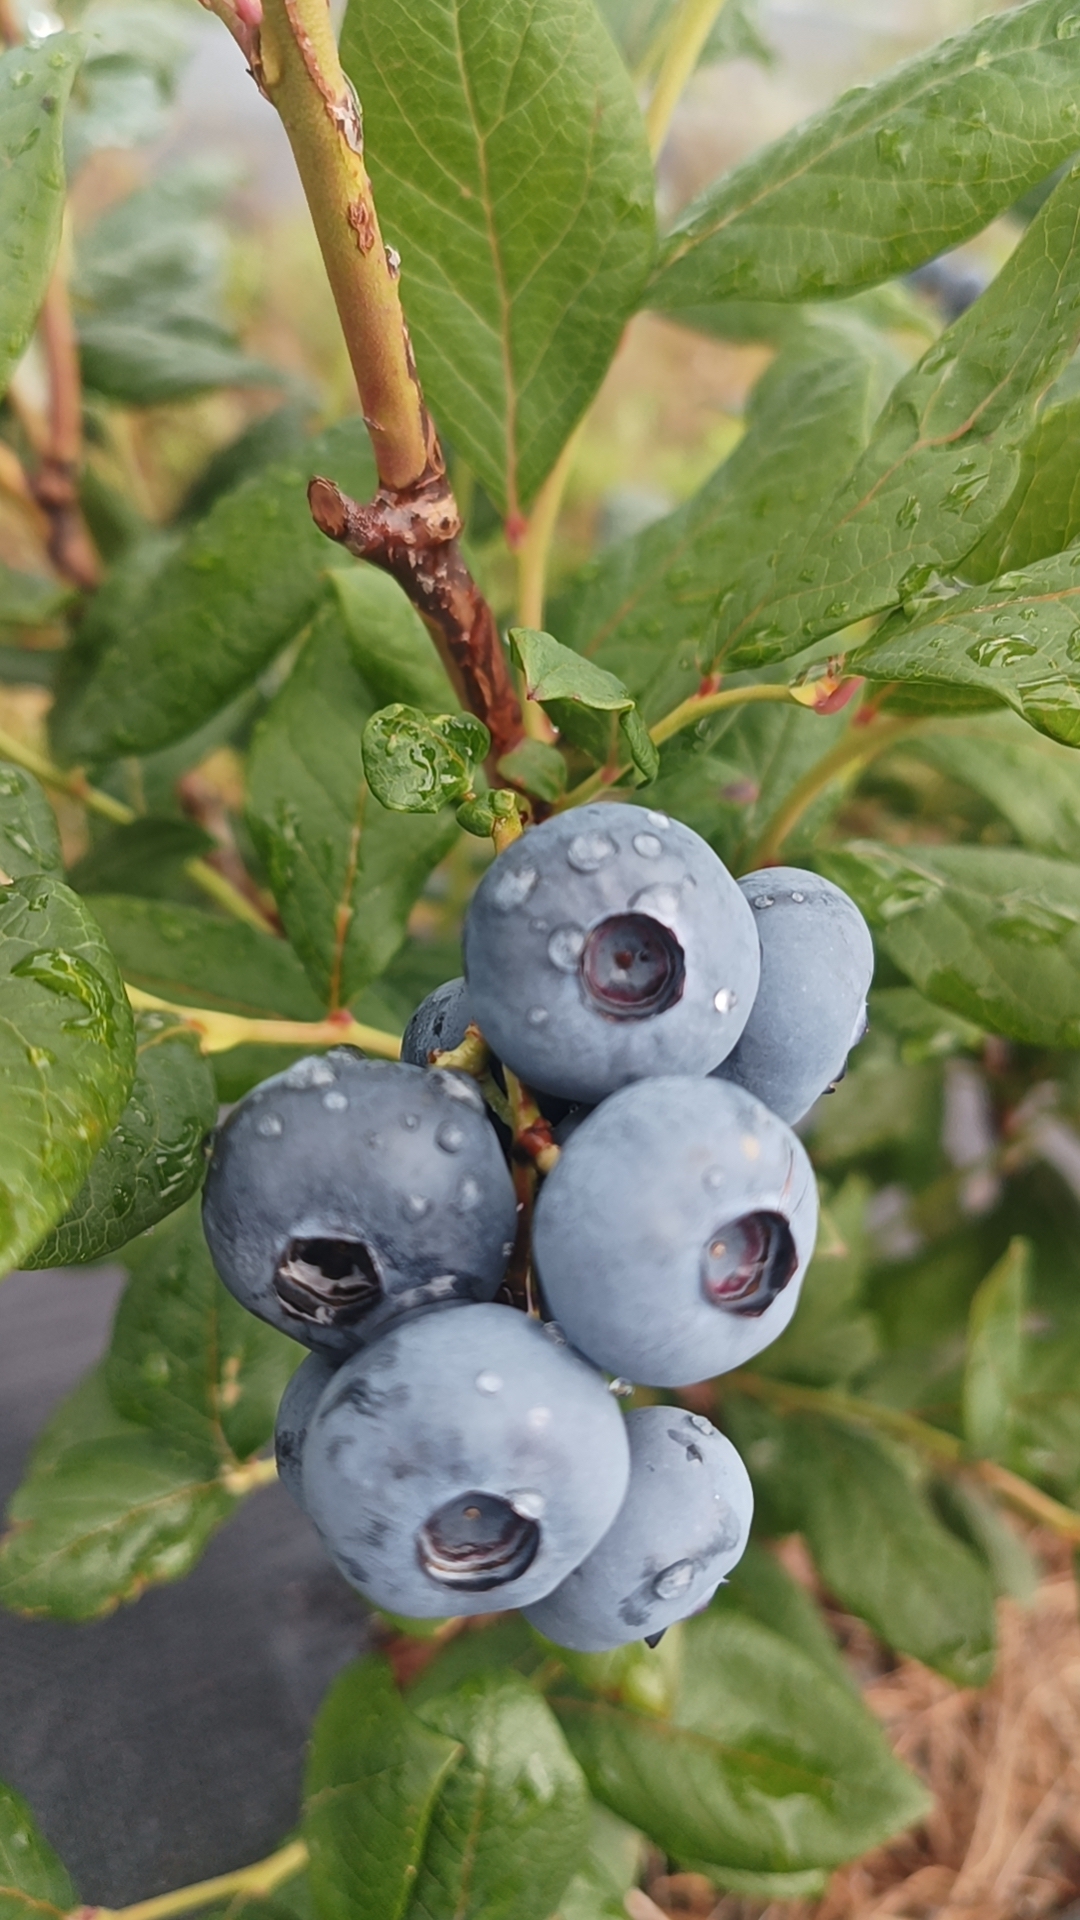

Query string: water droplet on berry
[653,1560,695,1601]
[791,891,805,903]
[323,1090,348,1111]
[401,1112,420,1130]
[548,925,585,971]
[492,865,538,910]
[633,832,663,859]
[567,831,616,872]
[527,1006,549,1026]
[608,1377,633,1397]
[752,896,774,911]
[434,1072,485,1109]
[687,1413,714,1435]
[285,1056,336,1089]
[713,988,736,1014]
[457,1176,481,1211]
[527,1403,553,1426]
[475,1370,503,1394]
[256,1113,284,1138]
[403,1193,431,1218]
[509,1488,546,1518]
[437,1121,465,1152]
[704,1166,725,1190]
[646,811,670,829]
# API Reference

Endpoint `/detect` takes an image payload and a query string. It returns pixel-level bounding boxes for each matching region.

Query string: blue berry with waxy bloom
[463,802,760,1104]
[525,1405,753,1651]
[712,867,873,1123]
[202,1051,517,1356]
[301,1302,632,1618]
[401,977,473,1067]
[274,1351,338,1507]
[533,1076,818,1387]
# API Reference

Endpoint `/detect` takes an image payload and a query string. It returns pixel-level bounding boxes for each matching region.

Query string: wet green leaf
[361,705,489,816]
[650,0,1080,312]
[963,389,1080,581]
[83,895,324,1019]
[340,0,655,516]
[0,1778,77,1917]
[0,876,135,1275]
[0,36,81,402]
[25,1013,217,1269]
[0,762,61,879]
[509,627,658,782]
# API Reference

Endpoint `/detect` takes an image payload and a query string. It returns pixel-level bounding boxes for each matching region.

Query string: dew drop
[475,1370,503,1394]
[646,811,671,829]
[509,1488,546,1518]
[567,831,616,873]
[435,1072,485,1110]
[256,1113,284,1138]
[527,1006,549,1026]
[653,1560,695,1602]
[687,1413,714,1435]
[548,925,585,971]
[457,1176,481,1212]
[752,895,774,910]
[527,1404,553,1427]
[704,1166,725,1191]
[284,1056,336,1090]
[791,891,805,903]
[633,832,663,859]
[608,1377,633,1397]
[323,1090,348,1111]
[401,1112,420,1131]
[631,883,681,921]
[437,1121,465,1153]
[713,988,736,1014]
[492,865,538,910]
[403,1193,431,1219]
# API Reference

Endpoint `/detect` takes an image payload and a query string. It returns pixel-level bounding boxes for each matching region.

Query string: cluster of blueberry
[202,804,873,1651]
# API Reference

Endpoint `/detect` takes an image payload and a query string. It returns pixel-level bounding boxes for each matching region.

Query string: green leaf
[0,761,61,878]
[0,562,70,628]
[248,613,460,1008]
[339,0,655,517]
[551,1609,928,1874]
[330,569,455,714]
[906,716,1080,860]
[105,1196,298,1464]
[850,547,1080,749]
[713,163,1080,669]
[0,1778,77,1918]
[49,417,375,766]
[67,815,215,902]
[552,318,901,720]
[303,1656,462,1920]
[361,705,489,816]
[712,1538,855,1693]
[0,36,81,403]
[0,876,135,1275]
[817,841,1080,1047]
[963,1238,1031,1461]
[83,895,324,1019]
[868,984,982,1062]
[930,1478,1038,1605]
[963,389,1080,581]
[409,1671,590,1920]
[649,0,1080,312]
[555,1806,645,1920]
[725,1403,996,1686]
[496,738,568,803]
[509,627,658,782]
[24,1011,217,1268]
[0,1415,234,1621]
[66,0,189,169]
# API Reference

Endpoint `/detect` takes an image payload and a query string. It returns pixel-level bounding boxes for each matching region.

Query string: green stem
[645,0,732,155]
[746,715,921,867]
[182,858,277,935]
[0,725,133,826]
[125,985,402,1061]
[729,1371,1080,1543]
[73,1838,308,1920]
[556,682,801,812]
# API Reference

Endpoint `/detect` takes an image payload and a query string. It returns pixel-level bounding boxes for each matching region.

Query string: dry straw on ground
[640,1547,1080,1920]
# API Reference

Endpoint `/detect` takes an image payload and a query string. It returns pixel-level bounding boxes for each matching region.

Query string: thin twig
[70,1837,308,1920]
[125,985,402,1061]
[746,713,922,866]
[32,263,101,591]
[555,680,801,811]
[645,0,732,155]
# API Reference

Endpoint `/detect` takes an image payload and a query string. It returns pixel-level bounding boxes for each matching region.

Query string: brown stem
[0,0,19,46]
[32,271,101,592]
[252,0,524,760]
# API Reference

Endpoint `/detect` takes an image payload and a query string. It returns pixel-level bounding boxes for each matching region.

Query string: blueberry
[401,978,473,1066]
[301,1302,631,1617]
[202,1051,517,1355]
[525,1406,753,1651]
[275,1351,338,1506]
[712,868,873,1123]
[532,1076,818,1386]
[463,803,759,1104]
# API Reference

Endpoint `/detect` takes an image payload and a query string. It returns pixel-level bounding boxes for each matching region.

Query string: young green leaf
[105,1196,298,1465]
[409,1671,590,1920]
[551,1609,928,1874]
[0,762,61,879]
[339,0,655,517]
[304,1656,462,1920]
[649,0,1080,312]
[0,1778,78,1917]
[24,1011,217,1269]
[0,36,81,403]
[83,895,325,1019]
[818,841,1080,1047]
[248,610,460,1008]
[361,706,490,816]
[0,876,135,1275]
[509,627,658,782]
[49,417,375,766]
[713,161,1080,669]
[552,318,902,719]
[849,547,1080,749]
[963,1238,1031,1461]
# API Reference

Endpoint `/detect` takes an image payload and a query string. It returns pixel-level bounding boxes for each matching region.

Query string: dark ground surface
[0,1266,368,1907]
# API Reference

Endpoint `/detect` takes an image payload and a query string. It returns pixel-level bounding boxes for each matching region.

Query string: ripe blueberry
[401,977,473,1067]
[301,1302,631,1617]
[463,803,759,1104]
[525,1406,753,1650]
[202,1051,517,1355]
[532,1076,818,1386]
[275,1351,338,1507]
[712,868,873,1123]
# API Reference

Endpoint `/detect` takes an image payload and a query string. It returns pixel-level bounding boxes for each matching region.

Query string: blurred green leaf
[509,627,658,781]
[650,0,1080,312]
[0,563,70,629]
[410,1671,590,1920]
[554,1806,645,1920]
[906,717,1080,860]
[868,985,982,1063]
[340,0,655,516]
[552,1609,928,1874]
[711,1538,855,1692]
[361,703,489,816]
[68,816,214,902]
[0,36,80,403]
[598,0,772,72]
[930,1478,1038,1604]
[0,761,61,878]
[818,841,1080,1047]
[0,1778,78,1916]
[50,417,375,766]
[964,390,1080,581]
[963,1238,1031,1460]
[25,1011,217,1269]
[304,1656,462,1920]
[248,612,461,1006]
[714,163,1080,669]
[0,876,135,1275]
[66,0,189,168]
[83,896,324,1020]
[496,738,568,803]
[330,569,455,715]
